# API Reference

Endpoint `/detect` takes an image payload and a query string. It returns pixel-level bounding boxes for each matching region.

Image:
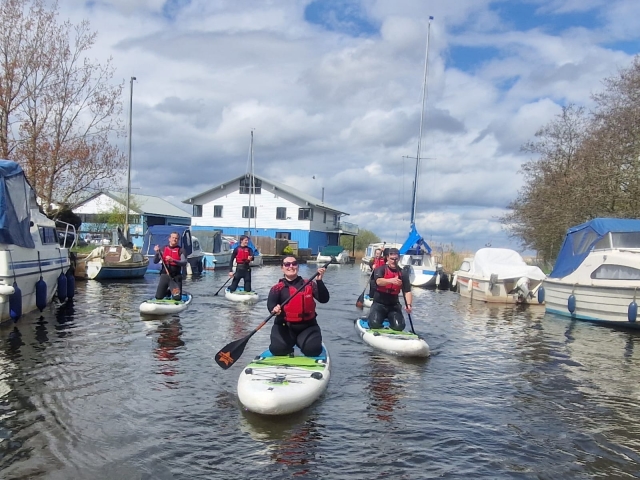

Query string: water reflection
[366,355,403,423]
[241,411,324,477]
[154,319,184,387]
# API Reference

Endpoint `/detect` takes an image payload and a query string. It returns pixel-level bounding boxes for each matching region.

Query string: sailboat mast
[247,130,255,235]
[410,17,432,226]
[125,76,136,239]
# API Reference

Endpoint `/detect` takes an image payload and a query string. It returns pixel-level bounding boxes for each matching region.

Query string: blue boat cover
[0,160,35,248]
[550,218,640,278]
[399,224,432,255]
[143,225,193,256]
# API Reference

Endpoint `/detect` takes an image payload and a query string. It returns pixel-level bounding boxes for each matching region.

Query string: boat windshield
[611,232,640,249]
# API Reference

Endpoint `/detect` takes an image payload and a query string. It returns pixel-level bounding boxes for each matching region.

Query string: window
[276,232,291,240]
[193,205,202,217]
[239,177,262,194]
[39,226,57,244]
[213,205,223,218]
[276,207,287,220]
[242,206,257,218]
[298,208,313,221]
[333,214,338,226]
[591,264,640,280]
[612,232,640,249]
[323,212,326,223]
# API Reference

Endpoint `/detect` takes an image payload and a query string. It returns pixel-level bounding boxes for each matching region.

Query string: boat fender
[66,269,76,300]
[537,286,545,304]
[435,273,441,286]
[628,301,637,323]
[451,274,457,288]
[57,272,67,303]
[244,368,253,375]
[310,372,323,380]
[567,295,576,314]
[36,277,47,311]
[9,281,22,321]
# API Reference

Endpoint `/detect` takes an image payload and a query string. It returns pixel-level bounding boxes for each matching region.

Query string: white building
[183,174,358,254]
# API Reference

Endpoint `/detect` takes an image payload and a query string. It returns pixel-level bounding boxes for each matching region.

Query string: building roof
[74,190,191,218]
[183,174,348,215]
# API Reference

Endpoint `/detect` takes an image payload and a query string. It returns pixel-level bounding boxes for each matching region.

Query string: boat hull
[543,280,640,328]
[455,275,544,304]
[87,261,148,280]
[237,346,330,415]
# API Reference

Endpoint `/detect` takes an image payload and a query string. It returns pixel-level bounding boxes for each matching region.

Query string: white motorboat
[360,242,402,274]
[542,218,640,328]
[0,160,72,322]
[452,248,546,304]
[315,245,350,264]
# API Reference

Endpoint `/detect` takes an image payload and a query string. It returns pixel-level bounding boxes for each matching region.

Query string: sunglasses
[283,261,298,267]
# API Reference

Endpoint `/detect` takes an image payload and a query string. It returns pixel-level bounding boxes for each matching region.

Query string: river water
[1,264,639,479]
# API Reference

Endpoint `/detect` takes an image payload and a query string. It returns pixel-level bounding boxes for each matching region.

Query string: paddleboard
[225,287,259,303]
[237,345,330,415]
[355,318,430,357]
[140,293,192,315]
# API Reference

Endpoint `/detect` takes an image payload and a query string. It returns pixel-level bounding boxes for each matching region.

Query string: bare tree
[0,0,126,213]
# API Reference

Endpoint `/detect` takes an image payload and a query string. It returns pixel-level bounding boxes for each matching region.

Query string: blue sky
[62,0,640,254]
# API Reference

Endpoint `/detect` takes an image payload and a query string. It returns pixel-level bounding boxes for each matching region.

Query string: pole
[125,76,136,241]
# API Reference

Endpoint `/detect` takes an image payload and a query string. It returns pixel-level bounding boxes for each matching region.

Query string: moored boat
[140,293,192,315]
[355,318,430,357]
[543,218,640,328]
[82,245,148,280]
[315,245,349,264]
[225,287,259,303]
[237,345,330,415]
[452,248,545,304]
[143,225,205,275]
[0,160,72,323]
[360,242,402,273]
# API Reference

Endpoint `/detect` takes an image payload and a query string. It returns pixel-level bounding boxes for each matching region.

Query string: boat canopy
[319,245,344,256]
[469,248,545,281]
[550,218,640,278]
[143,225,193,256]
[399,224,432,255]
[0,159,35,248]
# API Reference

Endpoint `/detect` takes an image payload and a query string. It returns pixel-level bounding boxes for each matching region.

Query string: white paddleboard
[225,287,259,303]
[237,345,330,415]
[140,293,192,315]
[355,318,430,357]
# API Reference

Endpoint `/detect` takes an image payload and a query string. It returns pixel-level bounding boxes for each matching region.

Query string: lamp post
[125,76,136,241]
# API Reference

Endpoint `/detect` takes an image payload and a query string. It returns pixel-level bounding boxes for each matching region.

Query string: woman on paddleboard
[228,235,255,292]
[369,248,412,331]
[267,256,329,357]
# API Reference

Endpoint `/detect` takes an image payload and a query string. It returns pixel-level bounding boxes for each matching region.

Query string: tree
[0,0,126,214]
[340,229,381,252]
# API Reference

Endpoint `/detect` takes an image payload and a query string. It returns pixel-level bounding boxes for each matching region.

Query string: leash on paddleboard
[214,276,232,296]
[214,258,334,369]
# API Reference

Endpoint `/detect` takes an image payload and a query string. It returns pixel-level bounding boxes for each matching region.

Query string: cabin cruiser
[360,242,402,273]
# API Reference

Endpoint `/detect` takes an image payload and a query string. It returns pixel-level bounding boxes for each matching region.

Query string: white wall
[74,194,136,214]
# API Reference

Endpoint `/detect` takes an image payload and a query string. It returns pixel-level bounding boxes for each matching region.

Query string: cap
[388,248,400,256]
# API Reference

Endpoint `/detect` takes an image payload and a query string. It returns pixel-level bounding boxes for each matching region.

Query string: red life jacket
[283,281,316,322]
[235,246,251,264]
[162,246,182,275]
[376,266,402,295]
[373,257,386,269]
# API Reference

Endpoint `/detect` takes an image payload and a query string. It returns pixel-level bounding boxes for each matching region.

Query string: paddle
[214,276,232,296]
[401,269,416,334]
[356,243,385,308]
[215,258,334,369]
[159,255,181,299]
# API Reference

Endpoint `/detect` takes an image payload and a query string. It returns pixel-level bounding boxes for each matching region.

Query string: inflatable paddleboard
[237,345,330,415]
[355,318,429,357]
[225,287,259,303]
[140,293,192,315]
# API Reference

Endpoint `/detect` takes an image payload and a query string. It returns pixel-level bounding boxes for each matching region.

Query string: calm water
[1,264,640,479]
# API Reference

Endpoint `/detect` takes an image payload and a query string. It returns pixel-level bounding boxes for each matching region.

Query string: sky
[57,0,640,254]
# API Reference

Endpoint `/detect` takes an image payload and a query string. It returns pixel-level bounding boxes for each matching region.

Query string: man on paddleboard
[369,248,412,331]
[153,232,187,300]
[267,256,329,357]
[228,235,255,292]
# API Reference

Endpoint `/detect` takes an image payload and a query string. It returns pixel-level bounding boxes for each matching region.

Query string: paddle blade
[215,335,251,369]
[356,292,365,309]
